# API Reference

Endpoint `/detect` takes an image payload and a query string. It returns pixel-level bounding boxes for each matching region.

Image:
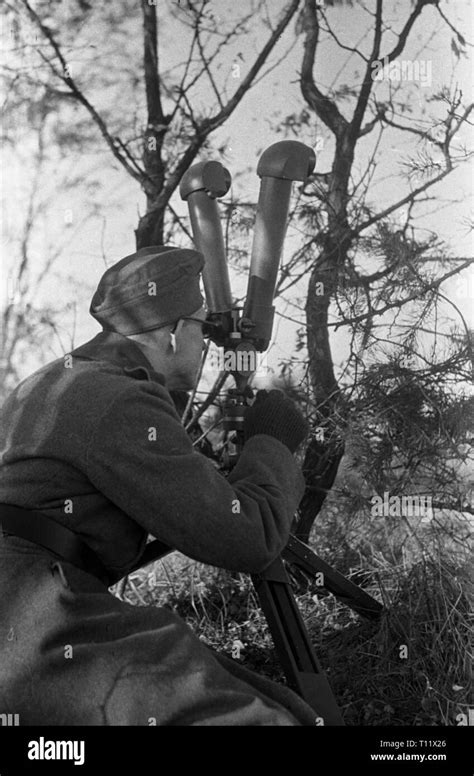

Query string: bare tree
[1,0,304,390]
[287,0,474,540]
[10,0,301,247]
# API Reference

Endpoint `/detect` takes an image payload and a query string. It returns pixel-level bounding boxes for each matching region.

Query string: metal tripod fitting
[180,161,233,314]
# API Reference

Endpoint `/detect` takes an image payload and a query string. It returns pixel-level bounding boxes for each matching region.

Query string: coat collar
[70,331,167,384]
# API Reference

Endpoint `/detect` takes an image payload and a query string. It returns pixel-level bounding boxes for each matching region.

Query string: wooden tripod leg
[251,557,344,726]
[283,535,384,620]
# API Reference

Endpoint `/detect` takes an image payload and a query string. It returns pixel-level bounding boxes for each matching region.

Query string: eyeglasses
[176,317,219,339]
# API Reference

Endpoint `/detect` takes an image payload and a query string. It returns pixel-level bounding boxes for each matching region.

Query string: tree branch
[159,0,302,206]
[354,161,456,235]
[350,0,383,139]
[142,0,165,126]
[201,0,302,133]
[195,14,225,109]
[300,0,348,138]
[358,102,387,137]
[319,11,369,63]
[19,0,147,186]
[332,259,474,329]
[382,0,439,66]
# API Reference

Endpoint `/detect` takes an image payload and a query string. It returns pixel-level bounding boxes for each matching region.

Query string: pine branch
[332,259,474,328]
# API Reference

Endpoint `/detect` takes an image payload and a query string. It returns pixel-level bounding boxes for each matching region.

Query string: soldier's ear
[169,319,185,354]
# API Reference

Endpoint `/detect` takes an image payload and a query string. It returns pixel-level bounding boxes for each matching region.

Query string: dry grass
[111,501,472,726]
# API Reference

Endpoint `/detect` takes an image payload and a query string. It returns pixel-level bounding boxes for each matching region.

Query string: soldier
[0,246,314,726]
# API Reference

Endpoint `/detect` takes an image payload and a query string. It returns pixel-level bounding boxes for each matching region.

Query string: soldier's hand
[243,389,309,453]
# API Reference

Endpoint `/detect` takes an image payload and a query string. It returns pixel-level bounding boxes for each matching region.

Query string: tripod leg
[283,535,383,620]
[252,557,344,725]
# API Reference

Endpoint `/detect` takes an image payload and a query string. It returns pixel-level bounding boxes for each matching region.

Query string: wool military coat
[0,332,316,726]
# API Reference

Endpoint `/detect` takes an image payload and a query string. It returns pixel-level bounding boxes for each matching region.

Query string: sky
[161,0,474,385]
[1,0,473,383]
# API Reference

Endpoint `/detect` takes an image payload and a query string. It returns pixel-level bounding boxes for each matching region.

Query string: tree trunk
[295,130,355,543]
[135,0,168,249]
[135,202,165,249]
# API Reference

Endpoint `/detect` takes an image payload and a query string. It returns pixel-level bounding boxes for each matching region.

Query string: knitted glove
[243,389,309,453]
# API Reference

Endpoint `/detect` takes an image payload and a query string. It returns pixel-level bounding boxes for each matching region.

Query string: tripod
[131,475,382,726]
[134,430,383,726]
[219,383,383,726]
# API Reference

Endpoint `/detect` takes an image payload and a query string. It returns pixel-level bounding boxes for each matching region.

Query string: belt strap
[129,538,171,572]
[0,504,112,587]
[0,504,172,584]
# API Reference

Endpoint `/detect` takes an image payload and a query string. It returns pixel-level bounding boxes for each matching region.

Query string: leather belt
[0,503,112,586]
[0,503,172,587]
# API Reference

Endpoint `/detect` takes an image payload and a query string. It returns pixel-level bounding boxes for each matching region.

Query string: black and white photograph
[0,0,472,769]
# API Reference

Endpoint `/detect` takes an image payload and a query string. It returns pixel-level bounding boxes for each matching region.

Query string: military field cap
[90,245,205,335]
